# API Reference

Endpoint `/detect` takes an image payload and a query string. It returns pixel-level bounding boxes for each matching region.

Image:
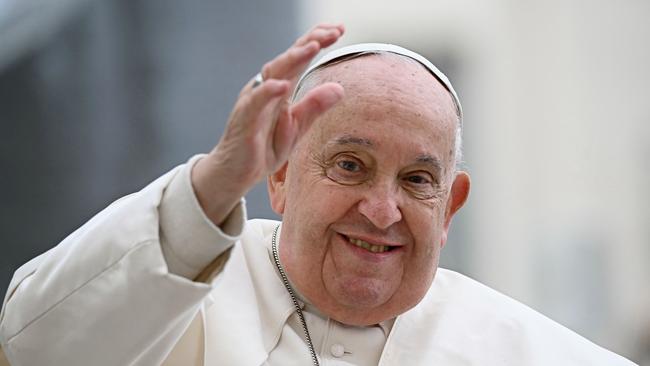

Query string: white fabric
[0,158,637,365]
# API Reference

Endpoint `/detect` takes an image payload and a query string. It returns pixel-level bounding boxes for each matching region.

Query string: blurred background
[0,0,648,363]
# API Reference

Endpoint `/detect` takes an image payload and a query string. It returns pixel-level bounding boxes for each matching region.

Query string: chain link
[272,225,320,366]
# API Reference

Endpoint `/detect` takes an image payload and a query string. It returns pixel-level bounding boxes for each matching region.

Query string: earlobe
[267,163,289,215]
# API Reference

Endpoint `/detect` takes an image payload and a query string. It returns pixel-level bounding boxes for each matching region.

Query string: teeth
[348,238,390,253]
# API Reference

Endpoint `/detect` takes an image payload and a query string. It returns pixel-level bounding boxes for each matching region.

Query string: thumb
[290,82,344,137]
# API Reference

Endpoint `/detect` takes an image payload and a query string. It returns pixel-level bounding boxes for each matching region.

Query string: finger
[262,24,345,81]
[295,23,345,47]
[238,73,266,98]
[238,79,290,124]
[261,41,320,82]
[302,22,344,33]
[274,83,344,153]
[271,106,298,162]
[291,82,344,124]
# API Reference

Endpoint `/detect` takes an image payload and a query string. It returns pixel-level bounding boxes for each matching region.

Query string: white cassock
[0,156,637,366]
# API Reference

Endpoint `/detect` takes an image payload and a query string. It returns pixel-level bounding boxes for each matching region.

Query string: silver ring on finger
[252,72,264,89]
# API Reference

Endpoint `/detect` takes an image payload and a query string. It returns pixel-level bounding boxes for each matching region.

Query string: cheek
[404,216,442,290]
[283,176,358,253]
[289,176,358,219]
[320,186,359,215]
[403,202,446,262]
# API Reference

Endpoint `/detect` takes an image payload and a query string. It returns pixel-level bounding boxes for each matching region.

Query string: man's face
[269,54,469,325]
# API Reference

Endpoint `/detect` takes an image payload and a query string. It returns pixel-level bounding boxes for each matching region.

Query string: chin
[325,277,433,326]
[339,284,391,308]
[329,302,401,327]
[322,279,399,325]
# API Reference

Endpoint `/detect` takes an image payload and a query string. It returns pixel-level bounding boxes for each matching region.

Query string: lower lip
[338,234,401,262]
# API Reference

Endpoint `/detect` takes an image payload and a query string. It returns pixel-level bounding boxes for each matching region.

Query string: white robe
[0,159,636,365]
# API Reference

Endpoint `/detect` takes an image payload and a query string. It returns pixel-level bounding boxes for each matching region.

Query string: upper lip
[340,233,405,247]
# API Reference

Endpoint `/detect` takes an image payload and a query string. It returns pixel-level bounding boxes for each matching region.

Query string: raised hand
[192,24,346,226]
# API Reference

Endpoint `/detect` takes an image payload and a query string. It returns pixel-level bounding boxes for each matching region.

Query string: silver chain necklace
[271,225,320,366]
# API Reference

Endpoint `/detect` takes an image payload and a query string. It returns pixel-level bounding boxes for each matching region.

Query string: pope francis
[0,24,636,365]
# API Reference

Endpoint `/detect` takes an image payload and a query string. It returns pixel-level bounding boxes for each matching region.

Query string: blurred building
[0,0,293,305]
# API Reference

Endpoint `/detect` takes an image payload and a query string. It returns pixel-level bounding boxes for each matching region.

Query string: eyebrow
[415,154,443,175]
[330,135,374,147]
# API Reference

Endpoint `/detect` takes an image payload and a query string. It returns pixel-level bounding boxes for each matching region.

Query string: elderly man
[0,24,635,365]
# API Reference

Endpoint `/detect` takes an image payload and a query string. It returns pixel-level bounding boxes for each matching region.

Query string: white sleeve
[159,155,246,280]
[0,156,246,366]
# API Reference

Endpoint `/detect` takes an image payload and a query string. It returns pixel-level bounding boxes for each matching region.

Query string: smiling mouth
[344,235,397,253]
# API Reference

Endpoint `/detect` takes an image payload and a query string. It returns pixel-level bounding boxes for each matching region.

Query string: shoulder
[242,219,281,241]
[406,268,636,365]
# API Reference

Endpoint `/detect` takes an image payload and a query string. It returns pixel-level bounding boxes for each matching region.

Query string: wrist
[191,155,250,226]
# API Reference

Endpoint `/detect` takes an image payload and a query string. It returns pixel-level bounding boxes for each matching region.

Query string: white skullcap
[294,43,463,120]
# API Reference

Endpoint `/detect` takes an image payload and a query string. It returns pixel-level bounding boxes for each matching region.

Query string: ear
[267,162,289,215]
[440,171,470,247]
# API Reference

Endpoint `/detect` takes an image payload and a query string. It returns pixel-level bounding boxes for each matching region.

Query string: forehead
[303,54,457,162]
[311,53,456,117]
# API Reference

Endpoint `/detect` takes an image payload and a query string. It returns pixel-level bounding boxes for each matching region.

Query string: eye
[325,154,369,185]
[405,174,430,185]
[337,160,361,172]
[401,171,438,199]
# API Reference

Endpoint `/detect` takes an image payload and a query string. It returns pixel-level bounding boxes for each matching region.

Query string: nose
[357,182,403,230]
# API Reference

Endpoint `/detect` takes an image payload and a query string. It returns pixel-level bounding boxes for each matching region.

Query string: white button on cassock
[330,343,345,357]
